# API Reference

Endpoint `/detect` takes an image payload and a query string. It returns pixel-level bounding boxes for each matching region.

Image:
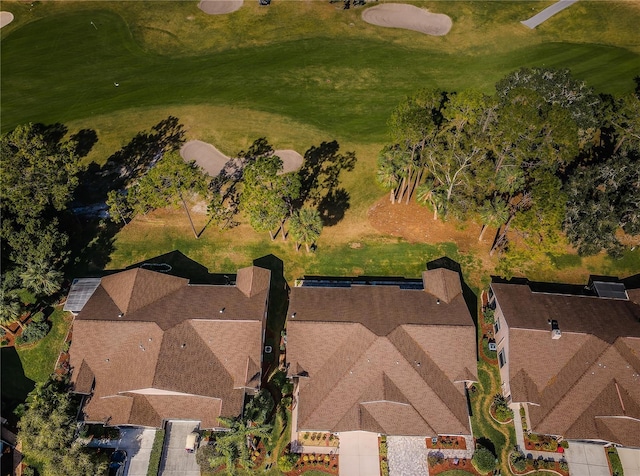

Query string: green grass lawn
[1,307,72,421]
[16,307,72,383]
[2,1,639,142]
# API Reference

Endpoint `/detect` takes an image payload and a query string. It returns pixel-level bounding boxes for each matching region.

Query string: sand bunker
[198,0,243,15]
[362,3,452,36]
[181,140,303,177]
[0,12,15,29]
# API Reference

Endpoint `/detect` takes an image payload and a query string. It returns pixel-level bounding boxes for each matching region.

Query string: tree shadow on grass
[318,187,350,227]
[1,347,35,426]
[70,128,98,158]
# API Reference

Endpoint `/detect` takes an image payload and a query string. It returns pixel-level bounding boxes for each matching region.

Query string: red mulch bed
[429,457,483,476]
[286,454,339,476]
[426,436,467,450]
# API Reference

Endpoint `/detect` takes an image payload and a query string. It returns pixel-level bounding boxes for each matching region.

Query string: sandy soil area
[0,11,15,29]
[198,0,243,15]
[362,3,452,36]
[180,140,303,177]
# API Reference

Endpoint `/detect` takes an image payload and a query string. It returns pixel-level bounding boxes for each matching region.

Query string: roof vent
[181,343,186,349]
[436,299,440,305]
[291,312,296,319]
[219,307,225,313]
[118,312,124,318]
[550,319,561,339]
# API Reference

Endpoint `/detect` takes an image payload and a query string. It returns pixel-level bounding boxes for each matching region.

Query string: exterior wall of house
[490,286,512,400]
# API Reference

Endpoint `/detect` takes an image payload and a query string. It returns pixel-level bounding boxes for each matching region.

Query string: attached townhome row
[63,254,640,474]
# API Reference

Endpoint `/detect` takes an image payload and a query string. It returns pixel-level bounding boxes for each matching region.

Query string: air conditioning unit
[551,328,562,340]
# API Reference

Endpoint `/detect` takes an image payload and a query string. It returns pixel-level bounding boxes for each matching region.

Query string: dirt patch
[362,3,452,36]
[368,198,491,252]
[198,0,243,15]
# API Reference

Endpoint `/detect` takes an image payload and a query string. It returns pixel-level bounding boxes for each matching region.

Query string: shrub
[380,458,389,476]
[379,438,387,457]
[483,308,495,324]
[472,446,497,474]
[559,460,569,471]
[278,452,299,472]
[16,321,50,344]
[282,381,294,395]
[427,451,445,466]
[31,311,45,323]
[510,451,527,472]
[528,433,539,442]
[559,440,569,448]
[147,429,165,476]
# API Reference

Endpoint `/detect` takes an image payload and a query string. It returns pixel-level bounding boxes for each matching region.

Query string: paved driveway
[565,442,610,476]
[86,427,156,476]
[387,436,429,476]
[338,431,380,476]
[158,421,201,476]
[618,447,640,475]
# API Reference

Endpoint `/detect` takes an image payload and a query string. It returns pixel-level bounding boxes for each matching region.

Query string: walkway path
[521,0,579,29]
[511,403,566,461]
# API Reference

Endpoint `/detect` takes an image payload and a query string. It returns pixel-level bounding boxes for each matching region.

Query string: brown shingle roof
[287,278,476,436]
[69,266,268,428]
[492,282,640,445]
[422,269,462,304]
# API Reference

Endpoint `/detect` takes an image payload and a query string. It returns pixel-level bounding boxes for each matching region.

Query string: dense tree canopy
[18,378,107,476]
[380,69,638,257]
[1,123,81,301]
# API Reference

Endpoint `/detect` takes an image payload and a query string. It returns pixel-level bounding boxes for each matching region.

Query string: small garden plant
[491,394,514,423]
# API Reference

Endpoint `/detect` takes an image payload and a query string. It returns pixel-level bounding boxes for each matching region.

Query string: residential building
[68,265,270,429]
[286,268,478,439]
[490,278,640,447]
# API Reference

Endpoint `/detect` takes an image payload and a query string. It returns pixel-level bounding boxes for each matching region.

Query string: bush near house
[472,446,497,474]
[147,429,165,476]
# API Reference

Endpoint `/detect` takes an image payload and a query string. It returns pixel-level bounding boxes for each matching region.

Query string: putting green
[1,6,639,144]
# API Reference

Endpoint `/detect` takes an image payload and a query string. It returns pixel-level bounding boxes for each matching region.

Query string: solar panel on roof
[64,278,102,313]
[593,281,628,300]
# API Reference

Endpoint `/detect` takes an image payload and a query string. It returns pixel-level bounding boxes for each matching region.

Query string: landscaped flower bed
[427,451,483,476]
[426,435,467,450]
[298,432,339,447]
[379,436,388,476]
[489,394,513,424]
[524,433,564,452]
[509,450,569,476]
[285,453,339,475]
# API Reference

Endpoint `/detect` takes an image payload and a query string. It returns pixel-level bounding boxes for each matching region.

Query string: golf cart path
[521,0,579,29]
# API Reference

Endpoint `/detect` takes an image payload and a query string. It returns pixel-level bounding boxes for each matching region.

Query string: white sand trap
[181,140,231,177]
[362,3,452,36]
[276,150,304,174]
[181,140,303,177]
[198,0,243,15]
[0,12,15,29]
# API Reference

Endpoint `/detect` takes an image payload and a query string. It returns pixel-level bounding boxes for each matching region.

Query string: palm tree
[207,417,273,476]
[478,198,509,242]
[416,182,445,220]
[19,260,63,297]
[376,162,400,204]
[0,293,24,334]
[289,208,323,253]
